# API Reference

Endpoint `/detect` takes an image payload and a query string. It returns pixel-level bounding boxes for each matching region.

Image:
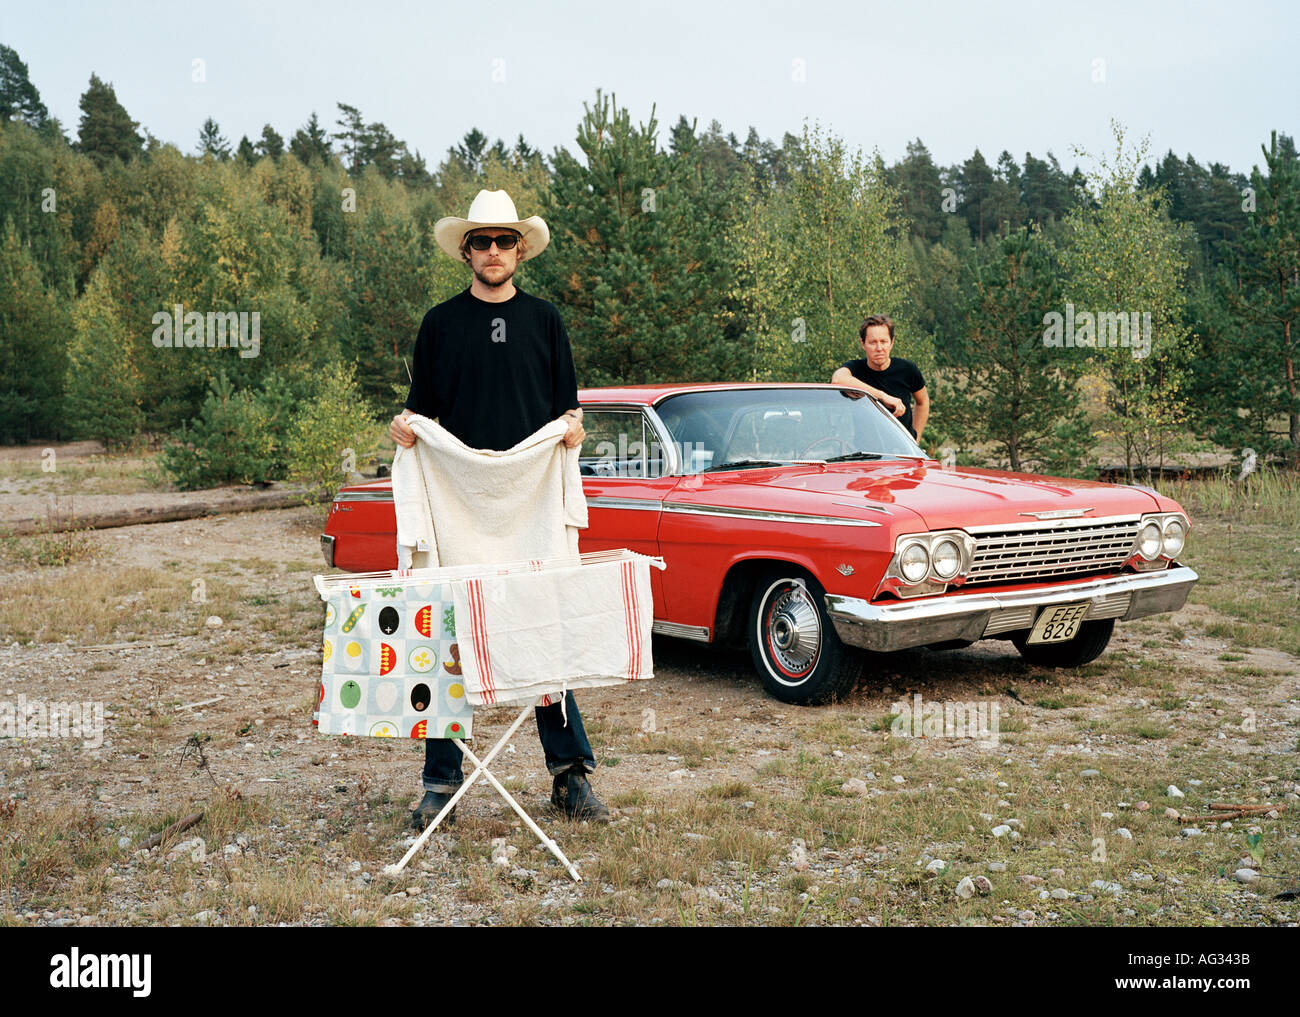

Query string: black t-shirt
[840,356,926,436]
[403,287,580,451]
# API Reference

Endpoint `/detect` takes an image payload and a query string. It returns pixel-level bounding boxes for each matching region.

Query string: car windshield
[654,388,925,475]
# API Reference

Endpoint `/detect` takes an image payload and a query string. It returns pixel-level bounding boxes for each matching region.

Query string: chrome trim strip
[1018,508,1094,519]
[587,497,662,512]
[320,534,335,568]
[332,490,394,502]
[964,513,1140,533]
[652,620,711,642]
[833,501,892,514]
[662,503,882,527]
[824,565,1198,653]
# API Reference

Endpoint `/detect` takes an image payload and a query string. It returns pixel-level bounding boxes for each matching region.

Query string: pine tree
[75,73,142,167]
[527,91,748,386]
[0,222,69,441]
[0,44,48,127]
[289,112,332,165]
[257,124,284,159]
[197,117,231,159]
[943,227,1091,474]
[1223,131,1300,463]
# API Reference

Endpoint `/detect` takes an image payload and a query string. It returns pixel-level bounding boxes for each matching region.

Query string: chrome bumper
[824,565,1198,653]
[320,534,335,568]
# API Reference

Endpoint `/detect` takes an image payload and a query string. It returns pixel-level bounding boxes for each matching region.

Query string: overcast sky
[5,0,1297,176]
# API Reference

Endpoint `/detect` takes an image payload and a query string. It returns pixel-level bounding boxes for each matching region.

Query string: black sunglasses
[467,233,519,251]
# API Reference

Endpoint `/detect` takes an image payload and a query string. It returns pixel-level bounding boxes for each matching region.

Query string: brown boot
[550,768,610,822]
[411,790,455,830]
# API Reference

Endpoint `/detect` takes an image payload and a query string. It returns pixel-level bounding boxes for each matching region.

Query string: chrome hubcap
[767,584,821,677]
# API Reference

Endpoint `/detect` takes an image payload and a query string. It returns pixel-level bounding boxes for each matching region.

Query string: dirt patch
[1,505,1297,927]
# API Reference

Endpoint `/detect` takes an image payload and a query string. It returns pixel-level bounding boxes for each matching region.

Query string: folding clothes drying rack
[313,549,664,880]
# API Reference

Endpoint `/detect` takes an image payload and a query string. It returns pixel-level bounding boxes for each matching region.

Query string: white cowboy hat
[433,189,550,261]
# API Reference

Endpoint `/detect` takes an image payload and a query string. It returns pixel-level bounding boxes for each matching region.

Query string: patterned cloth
[316,580,473,740]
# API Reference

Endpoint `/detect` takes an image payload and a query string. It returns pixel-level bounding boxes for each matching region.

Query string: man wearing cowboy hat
[390,189,609,827]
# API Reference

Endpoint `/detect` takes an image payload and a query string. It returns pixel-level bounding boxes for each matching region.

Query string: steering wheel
[800,436,849,459]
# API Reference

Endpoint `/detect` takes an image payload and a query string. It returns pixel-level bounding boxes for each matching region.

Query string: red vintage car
[321,383,1197,705]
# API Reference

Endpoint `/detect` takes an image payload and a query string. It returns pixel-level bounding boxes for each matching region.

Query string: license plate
[1027,602,1090,644]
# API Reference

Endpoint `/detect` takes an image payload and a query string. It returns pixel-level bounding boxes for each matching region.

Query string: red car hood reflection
[677,461,1160,530]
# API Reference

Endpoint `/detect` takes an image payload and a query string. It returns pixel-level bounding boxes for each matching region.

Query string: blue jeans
[421,691,596,792]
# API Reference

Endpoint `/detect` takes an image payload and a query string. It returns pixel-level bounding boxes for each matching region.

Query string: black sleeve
[403,310,439,418]
[907,361,926,392]
[550,309,580,416]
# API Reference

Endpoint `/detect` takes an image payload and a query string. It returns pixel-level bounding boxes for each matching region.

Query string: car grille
[966,518,1140,587]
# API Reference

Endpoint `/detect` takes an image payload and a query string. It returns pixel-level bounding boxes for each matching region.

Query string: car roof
[578,382,848,406]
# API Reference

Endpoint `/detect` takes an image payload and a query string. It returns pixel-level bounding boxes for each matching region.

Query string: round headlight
[1138,521,1162,560]
[899,542,930,584]
[931,538,962,580]
[1161,517,1185,558]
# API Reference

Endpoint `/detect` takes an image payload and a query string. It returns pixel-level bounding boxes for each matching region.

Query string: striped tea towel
[451,554,653,707]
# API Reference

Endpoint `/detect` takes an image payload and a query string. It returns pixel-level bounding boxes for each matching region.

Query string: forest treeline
[1,42,1296,485]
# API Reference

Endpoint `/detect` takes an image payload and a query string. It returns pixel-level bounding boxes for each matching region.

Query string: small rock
[1018,874,1043,885]
[1050,888,1070,900]
[1048,868,1065,879]
[1181,827,1203,838]
[892,775,905,785]
[1233,869,1260,884]
[205,616,223,629]
[1080,769,1101,778]
[987,861,1007,873]
[954,876,975,899]
[192,910,215,925]
[1163,807,1181,819]
[117,836,132,850]
[656,878,679,890]
[841,778,869,795]
[1090,880,1122,894]
[1167,785,1184,799]
[991,824,1011,838]
[1017,910,1035,922]
[1115,828,1132,840]
[924,859,948,876]
[789,839,810,872]
[1135,801,1150,812]
[667,769,691,781]
[973,876,992,895]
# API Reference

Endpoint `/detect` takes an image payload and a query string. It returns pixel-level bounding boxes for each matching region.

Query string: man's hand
[877,393,905,417]
[561,408,585,449]
[390,414,416,449]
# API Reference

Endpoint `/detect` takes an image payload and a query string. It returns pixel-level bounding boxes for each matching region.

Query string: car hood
[670,461,1161,530]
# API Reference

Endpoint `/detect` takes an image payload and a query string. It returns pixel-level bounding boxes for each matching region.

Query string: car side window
[579,410,664,478]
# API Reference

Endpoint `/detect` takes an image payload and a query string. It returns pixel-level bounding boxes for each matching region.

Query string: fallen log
[2,487,328,535]
[137,811,204,851]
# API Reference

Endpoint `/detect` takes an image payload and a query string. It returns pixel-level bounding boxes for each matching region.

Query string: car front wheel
[748,570,863,705]
[1012,618,1115,668]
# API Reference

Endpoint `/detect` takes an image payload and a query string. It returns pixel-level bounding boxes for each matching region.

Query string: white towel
[391,415,588,570]
[451,556,654,706]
